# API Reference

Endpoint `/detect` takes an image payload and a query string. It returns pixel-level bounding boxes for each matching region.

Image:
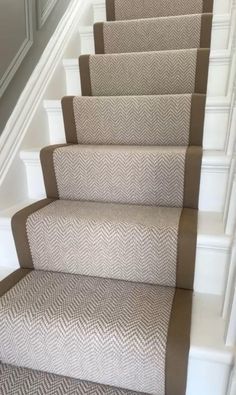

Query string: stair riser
[187,358,231,395]
[92,0,234,21]
[63,53,232,97]
[44,99,232,151]
[80,16,232,55]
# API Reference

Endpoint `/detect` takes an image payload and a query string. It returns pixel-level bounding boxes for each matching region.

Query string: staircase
[0,0,236,394]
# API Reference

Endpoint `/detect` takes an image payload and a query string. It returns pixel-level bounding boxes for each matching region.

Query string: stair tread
[0,270,190,393]
[0,268,234,362]
[41,144,201,208]
[0,198,230,242]
[95,13,212,54]
[25,199,187,286]
[0,363,143,395]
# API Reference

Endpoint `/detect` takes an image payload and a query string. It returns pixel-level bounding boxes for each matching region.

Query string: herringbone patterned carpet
[26,200,181,285]
[53,145,187,206]
[108,0,209,20]
[0,271,174,393]
[73,95,193,145]
[101,14,207,53]
[89,50,198,96]
[1,0,212,393]
[0,364,146,394]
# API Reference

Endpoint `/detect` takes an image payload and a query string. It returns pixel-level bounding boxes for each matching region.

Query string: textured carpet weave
[0,364,146,394]
[73,95,192,146]
[1,0,212,393]
[52,145,187,207]
[26,200,181,286]
[107,0,212,20]
[0,271,174,394]
[87,50,203,96]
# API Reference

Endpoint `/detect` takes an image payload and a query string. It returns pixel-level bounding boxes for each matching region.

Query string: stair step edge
[0,199,231,250]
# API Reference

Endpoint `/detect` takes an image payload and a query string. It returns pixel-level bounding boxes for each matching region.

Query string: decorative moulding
[0,0,33,98]
[37,0,58,29]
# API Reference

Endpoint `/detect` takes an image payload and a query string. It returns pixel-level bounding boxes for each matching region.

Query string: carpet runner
[0,0,213,394]
[0,363,148,394]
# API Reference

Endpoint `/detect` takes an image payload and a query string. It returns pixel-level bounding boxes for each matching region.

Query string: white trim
[225,284,236,346]
[0,0,33,98]
[225,164,236,235]
[226,68,236,155]
[227,361,236,395]
[92,0,106,23]
[223,240,236,322]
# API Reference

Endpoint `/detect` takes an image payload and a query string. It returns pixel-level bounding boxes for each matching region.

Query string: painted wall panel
[0,0,33,97]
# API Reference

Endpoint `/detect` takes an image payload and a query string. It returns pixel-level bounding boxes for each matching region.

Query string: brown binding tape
[40,144,68,199]
[195,49,210,94]
[94,23,105,54]
[189,94,206,146]
[203,0,214,13]
[106,0,115,21]
[177,208,198,290]
[79,55,92,96]
[184,146,203,209]
[11,199,55,269]
[166,289,192,395]
[0,268,32,297]
[200,14,213,48]
[61,96,77,144]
